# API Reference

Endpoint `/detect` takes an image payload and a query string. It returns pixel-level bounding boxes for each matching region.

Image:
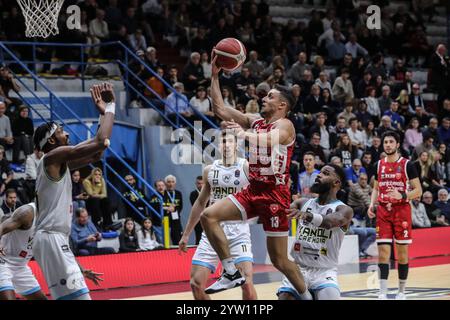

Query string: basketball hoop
[17,0,65,38]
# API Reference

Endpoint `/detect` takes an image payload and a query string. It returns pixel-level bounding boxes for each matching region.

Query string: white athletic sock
[222,258,238,274]
[380,279,388,295]
[398,280,407,293]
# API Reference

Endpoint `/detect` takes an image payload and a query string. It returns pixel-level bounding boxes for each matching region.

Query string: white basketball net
[17,0,65,38]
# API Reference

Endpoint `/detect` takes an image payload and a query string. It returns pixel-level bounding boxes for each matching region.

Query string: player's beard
[385,149,397,155]
[310,181,332,194]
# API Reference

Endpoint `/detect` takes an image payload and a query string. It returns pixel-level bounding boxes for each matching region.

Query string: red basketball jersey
[248,119,295,189]
[377,157,410,205]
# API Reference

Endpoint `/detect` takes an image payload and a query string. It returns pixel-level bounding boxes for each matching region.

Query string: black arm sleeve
[406,161,419,180]
[374,161,379,181]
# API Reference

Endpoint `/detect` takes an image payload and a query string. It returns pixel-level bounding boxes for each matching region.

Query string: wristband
[310,213,324,227]
[105,102,116,114]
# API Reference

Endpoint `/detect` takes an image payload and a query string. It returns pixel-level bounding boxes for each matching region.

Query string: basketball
[213,38,247,71]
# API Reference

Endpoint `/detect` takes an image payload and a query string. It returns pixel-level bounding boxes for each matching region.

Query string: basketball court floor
[90,255,450,300]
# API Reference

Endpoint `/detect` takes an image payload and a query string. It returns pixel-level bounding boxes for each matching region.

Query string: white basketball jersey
[291,198,348,269]
[1,203,36,266]
[206,158,250,239]
[35,155,73,236]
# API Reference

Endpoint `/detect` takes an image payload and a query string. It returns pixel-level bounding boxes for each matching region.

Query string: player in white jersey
[31,83,115,300]
[178,132,257,300]
[0,203,46,300]
[278,164,353,300]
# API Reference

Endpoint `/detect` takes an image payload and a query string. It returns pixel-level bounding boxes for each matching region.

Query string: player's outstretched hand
[224,119,245,138]
[83,269,104,286]
[90,84,105,115]
[100,82,115,103]
[286,208,309,220]
[178,235,189,254]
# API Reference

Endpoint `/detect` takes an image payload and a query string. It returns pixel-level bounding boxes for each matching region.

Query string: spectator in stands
[383,101,403,130]
[89,9,110,43]
[327,31,346,65]
[0,64,21,115]
[403,118,423,155]
[238,84,258,108]
[438,117,450,146]
[303,84,324,115]
[430,44,449,106]
[415,105,431,128]
[266,66,287,87]
[129,28,147,53]
[356,71,372,99]
[72,170,88,215]
[434,189,450,225]
[119,217,141,252]
[309,112,331,158]
[298,70,315,99]
[321,87,341,117]
[287,52,311,86]
[165,65,180,87]
[330,116,348,149]
[297,152,320,199]
[375,115,394,139]
[413,134,436,160]
[409,83,425,110]
[333,133,358,168]
[345,33,369,59]
[189,86,215,124]
[423,118,439,145]
[190,27,209,54]
[104,0,122,31]
[315,72,332,93]
[347,117,365,156]
[164,174,183,245]
[438,99,450,122]
[1,189,21,215]
[123,174,154,224]
[83,167,113,232]
[347,173,371,221]
[144,46,163,73]
[422,191,449,227]
[23,148,42,202]
[244,50,265,80]
[332,68,354,105]
[12,106,33,164]
[144,66,167,108]
[438,143,450,184]
[338,53,354,79]
[411,198,431,229]
[361,151,375,181]
[337,101,356,126]
[311,56,325,80]
[362,121,376,150]
[200,52,212,81]
[149,179,166,225]
[182,52,206,93]
[189,175,204,245]
[355,100,372,128]
[365,54,387,80]
[0,100,13,150]
[138,218,162,250]
[71,208,115,256]
[299,132,326,167]
[415,151,439,194]
[0,146,14,196]
[378,85,393,115]
[345,159,366,188]
[348,221,377,257]
[165,82,193,125]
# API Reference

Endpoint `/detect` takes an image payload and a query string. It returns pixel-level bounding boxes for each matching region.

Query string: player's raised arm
[210,53,259,129]
[0,204,34,255]
[43,83,115,167]
[300,205,353,230]
[226,118,295,147]
[179,165,212,253]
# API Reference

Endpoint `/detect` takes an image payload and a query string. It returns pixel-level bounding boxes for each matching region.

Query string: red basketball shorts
[376,203,412,245]
[229,185,291,237]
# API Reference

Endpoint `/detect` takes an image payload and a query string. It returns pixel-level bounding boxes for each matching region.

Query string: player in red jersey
[198,53,311,299]
[368,131,422,300]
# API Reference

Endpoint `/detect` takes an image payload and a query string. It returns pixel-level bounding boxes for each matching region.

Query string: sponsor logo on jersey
[294,242,301,252]
[235,170,240,177]
[19,250,28,258]
[222,174,232,183]
[212,179,219,185]
[402,221,409,229]
[320,247,328,256]
[298,226,332,244]
[234,180,240,185]
[61,245,70,253]
[269,204,279,214]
